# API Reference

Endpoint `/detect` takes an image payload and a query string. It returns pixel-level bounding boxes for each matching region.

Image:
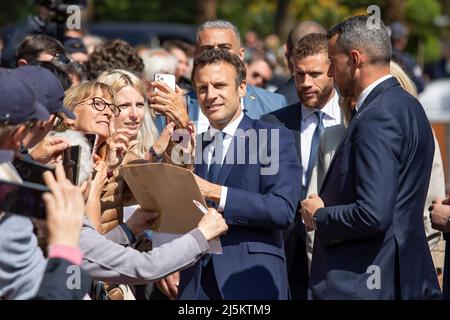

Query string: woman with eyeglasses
[94,69,179,235]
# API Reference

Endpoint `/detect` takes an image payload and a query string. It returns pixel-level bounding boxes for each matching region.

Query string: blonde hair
[389,60,418,98]
[56,81,115,132]
[97,69,158,157]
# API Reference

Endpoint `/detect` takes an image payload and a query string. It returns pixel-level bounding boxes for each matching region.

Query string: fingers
[151,81,174,94]
[48,136,70,146]
[47,142,69,155]
[432,197,444,205]
[93,153,101,164]
[42,192,56,217]
[129,140,139,150]
[54,162,67,184]
[156,279,171,298]
[164,121,177,132]
[80,180,88,194]
[108,119,115,137]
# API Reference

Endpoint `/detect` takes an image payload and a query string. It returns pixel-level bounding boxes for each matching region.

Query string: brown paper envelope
[119,162,207,234]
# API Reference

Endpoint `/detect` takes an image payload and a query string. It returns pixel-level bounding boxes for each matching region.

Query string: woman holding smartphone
[95,69,194,234]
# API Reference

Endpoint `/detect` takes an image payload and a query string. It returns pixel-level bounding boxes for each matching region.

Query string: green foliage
[424,34,442,63]
[94,0,196,23]
[405,0,441,28]
[0,0,34,27]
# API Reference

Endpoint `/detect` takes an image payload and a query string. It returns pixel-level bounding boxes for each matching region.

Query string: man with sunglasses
[245,53,274,89]
[13,65,76,164]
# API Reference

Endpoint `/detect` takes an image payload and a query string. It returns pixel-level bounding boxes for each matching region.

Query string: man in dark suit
[276,21,326,106]
[184,20,287,134]
[301,16,441,299]
[176,49,301,300]
[263,33,341,299]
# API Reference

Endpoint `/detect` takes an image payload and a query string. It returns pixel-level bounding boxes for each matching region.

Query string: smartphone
[12,157,55,185]
[0,179,49,219]
[154,73,176,117]
[84,133,99,159]
[154,73,176,91]
[62,145,81,185]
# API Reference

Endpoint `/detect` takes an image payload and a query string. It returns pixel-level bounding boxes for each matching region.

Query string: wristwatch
[149,145,163,162]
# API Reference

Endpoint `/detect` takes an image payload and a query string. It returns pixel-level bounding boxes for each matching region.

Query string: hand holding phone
[154,73,176,92]
[153,73,176,117]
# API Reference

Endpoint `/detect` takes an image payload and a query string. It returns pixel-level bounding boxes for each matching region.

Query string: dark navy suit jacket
[178,115,301,299]
[275,77,299,106]
[309,77,441,299]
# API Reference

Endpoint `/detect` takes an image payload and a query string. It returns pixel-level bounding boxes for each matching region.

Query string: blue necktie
[207,131,226,184]
[305,110,324,193]
[202,132,226,268]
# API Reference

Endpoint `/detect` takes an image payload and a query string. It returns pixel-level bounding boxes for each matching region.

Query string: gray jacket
[80,217,210,285]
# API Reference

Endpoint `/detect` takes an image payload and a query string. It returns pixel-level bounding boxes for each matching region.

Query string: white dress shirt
[356,74,393,111]
[301,91,341,187]
[205,111,244,211]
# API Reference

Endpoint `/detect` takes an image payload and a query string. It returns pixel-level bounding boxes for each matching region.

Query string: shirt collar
[356,74,393,111]
[208,111,244,138]
[0,149,15,164]
[301,90,338,121]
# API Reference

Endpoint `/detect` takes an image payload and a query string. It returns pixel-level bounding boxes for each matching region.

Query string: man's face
[196,28,245,60]
[194,62,246,130]
[327,35,355,97]
[294,52,334,109]
[247,60,272,88]
[170,47,189,80]
[23,114,56,148]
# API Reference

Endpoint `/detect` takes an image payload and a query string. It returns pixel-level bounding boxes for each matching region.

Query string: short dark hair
[85,39,144,80]
[247,52,275,71]
[293,33,328,61]
[16,34,65,64]
[327,15,391,65]
[192,49,246,88]
[163,39,194,57]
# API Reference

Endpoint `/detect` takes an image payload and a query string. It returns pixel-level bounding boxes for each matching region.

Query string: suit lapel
[320,77,399,194]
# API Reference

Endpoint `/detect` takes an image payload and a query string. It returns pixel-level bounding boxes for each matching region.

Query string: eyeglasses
[74,97,121,117]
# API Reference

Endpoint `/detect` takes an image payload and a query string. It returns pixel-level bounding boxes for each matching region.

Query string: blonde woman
[93,69,180,233]
[305,61,445,273]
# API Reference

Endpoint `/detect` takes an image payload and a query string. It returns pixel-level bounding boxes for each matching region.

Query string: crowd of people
[1,2,450,301]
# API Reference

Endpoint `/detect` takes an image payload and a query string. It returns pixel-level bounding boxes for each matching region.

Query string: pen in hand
[193,200,208,215]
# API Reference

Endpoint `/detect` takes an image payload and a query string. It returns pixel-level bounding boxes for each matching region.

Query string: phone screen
[13,157,55,185]
[62,145,81,185]
[0,179,49,219]
[84,133,98,159]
